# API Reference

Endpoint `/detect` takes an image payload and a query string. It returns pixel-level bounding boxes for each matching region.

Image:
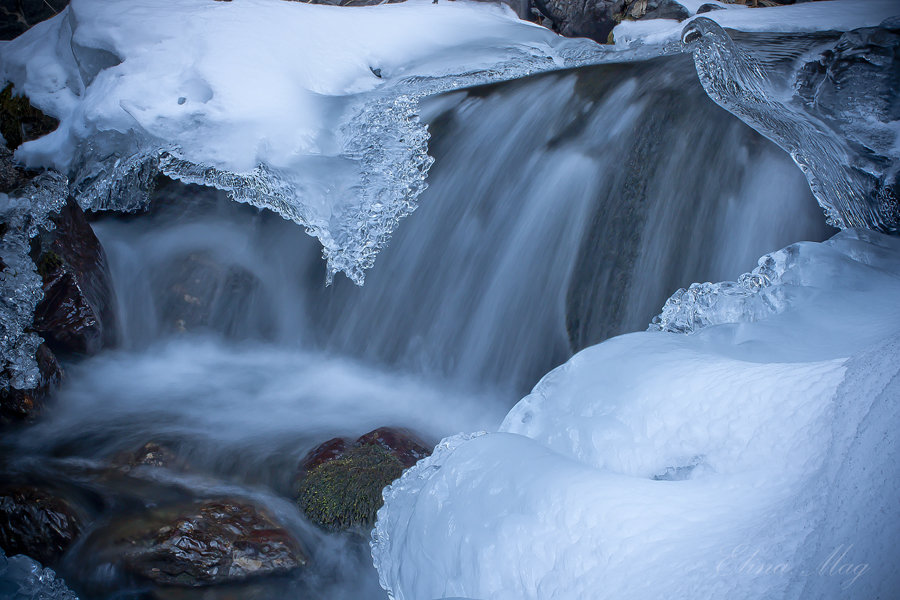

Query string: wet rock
[0,343,61,425]
[90,499,307,587]
[296,427,430,532]
[0,84,58,151]
[30,197,117,356]
[696,3,724,13]
[0,485,84,565]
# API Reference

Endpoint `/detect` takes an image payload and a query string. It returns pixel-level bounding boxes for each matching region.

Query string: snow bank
[615,0,900,47]
[372,229,900,600]
[0,0,601,283]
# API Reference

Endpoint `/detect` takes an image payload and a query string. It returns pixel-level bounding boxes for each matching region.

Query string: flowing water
[2,51,833,599]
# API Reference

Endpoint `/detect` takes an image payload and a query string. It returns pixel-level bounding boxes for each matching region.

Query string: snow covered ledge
[372,229,900,600]
[0,0,601,283]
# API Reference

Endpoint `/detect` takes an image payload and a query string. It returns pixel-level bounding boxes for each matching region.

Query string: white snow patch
[372,229,900,600]
[615,0,900,47]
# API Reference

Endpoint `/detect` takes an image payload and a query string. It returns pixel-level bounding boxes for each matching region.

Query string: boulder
[296,427,430,532]
[30,197,117,356]
[89,499,307,587]
[0,343,61,425]
[696,3,724,13]
[0,485,84,565]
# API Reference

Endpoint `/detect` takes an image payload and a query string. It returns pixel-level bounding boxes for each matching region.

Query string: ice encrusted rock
[372,229,900,600]
[0,547,78,600]
[0,172,67,390]
[0,0,605,284]
[682,16,900,232]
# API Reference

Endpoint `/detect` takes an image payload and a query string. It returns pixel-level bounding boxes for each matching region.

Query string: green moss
[36,251,63,278]
[0,84,59,151]
[296,444,404,532]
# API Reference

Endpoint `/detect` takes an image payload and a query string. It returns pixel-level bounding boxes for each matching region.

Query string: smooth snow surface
[0,0,602,283]
[615,0,900,46]
[372,229,900,600]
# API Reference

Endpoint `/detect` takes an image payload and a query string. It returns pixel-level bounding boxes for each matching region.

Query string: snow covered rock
[372,229,900,600]
[0,0,602,284]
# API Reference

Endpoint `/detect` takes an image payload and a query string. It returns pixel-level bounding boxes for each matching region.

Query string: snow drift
[372,229,900,600]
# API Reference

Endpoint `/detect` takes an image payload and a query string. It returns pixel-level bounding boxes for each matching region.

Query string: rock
[0,343,61,425]
[0,84,58,151]
[30,197,117,356]
[296,427,430,532]
[89,500,307,587]
[633,0,690,21]
[0,485,84,565]
[533,0,626,43]
[0,1,68,41]
[696,3,724,13]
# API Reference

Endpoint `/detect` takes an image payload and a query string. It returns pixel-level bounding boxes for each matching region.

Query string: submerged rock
[0,485,84,565]
[89,500,306,587]
[296,427,430,532]
[30,197,117,356]
[110,442,185,472]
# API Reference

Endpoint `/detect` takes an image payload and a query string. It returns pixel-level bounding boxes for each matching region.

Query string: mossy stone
[296,443,405,532]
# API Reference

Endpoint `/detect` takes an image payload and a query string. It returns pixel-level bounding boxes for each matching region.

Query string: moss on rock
[0,84,59,151]
[297,443,405,532]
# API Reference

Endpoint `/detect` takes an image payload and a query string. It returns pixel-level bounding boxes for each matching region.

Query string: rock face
[91,500,307,587]
[296,427,430,532]
[30,197,117,356]
[0,485,84,565]
[0,343,60,424]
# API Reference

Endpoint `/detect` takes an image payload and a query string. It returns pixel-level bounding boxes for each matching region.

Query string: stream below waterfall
[2,44,836,599]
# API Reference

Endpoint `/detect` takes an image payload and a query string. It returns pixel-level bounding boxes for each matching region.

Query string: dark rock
[696,3,724,13]
[296,427,430,532]
[0,84,58,151]
[90,500,307,587]
[533,0,626,43]
[30,197,117,356]
[634,0,689,21]
[0,343,61,425]
[0,485,84,565]
[0,1,68,41]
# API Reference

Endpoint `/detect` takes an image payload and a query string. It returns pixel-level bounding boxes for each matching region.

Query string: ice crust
[372,229,900,600]
[0,0,604,283]
[0,548,78,600]
[0,172,67,390]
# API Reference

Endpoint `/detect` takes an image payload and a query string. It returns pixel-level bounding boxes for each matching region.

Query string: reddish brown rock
[110,442,186,472]
[31,197,117,356]
[0,485,84,564]
[90,499,307,587]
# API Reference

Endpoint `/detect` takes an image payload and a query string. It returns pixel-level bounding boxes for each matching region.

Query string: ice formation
[682,16,900,232]
[0,548,78,600]
[0,0,604,283]
[0,172,67,390]
[372,229,900,600]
